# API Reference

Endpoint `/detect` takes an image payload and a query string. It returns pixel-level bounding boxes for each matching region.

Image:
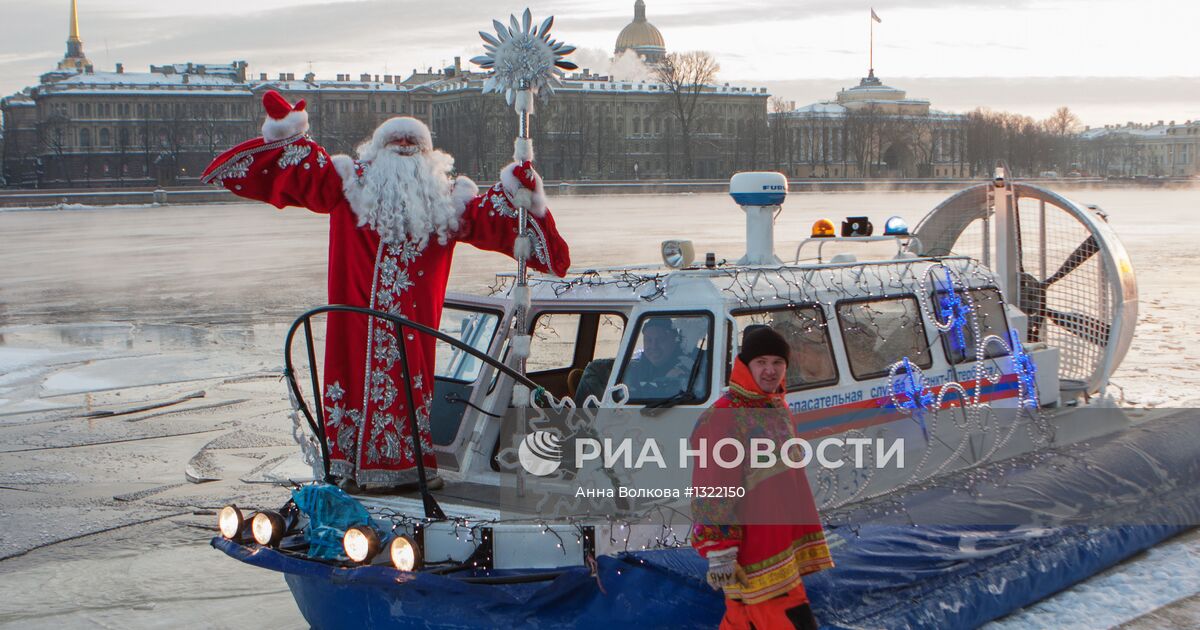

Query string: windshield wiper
[644,390,698,410]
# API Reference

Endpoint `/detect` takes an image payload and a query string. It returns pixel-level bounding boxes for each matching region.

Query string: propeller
[1018,233,1105,345]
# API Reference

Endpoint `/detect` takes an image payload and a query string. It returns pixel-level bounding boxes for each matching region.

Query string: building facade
[769,71,968,178]
[432,73,769,181]
[1,1,771,187]
[1078,121,1199,177]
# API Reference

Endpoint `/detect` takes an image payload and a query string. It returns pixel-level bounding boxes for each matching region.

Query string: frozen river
[0,185,1197,628]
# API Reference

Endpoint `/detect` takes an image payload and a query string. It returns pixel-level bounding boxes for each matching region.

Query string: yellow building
[770,71,968,178]
[1079,121,1199,177]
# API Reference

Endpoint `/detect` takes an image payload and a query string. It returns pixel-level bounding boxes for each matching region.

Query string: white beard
[344,148,460,248]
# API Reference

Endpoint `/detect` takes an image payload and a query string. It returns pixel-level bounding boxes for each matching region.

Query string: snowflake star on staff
[471,9,578,112]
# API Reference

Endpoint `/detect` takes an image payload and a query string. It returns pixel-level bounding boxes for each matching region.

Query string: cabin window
[933,287,1010,364]
[528,313,582,373]
[836,296,932,380]
[526,311,627,402]
[732,306,839,391]
[432,306,501,383]
[616,312,713,405]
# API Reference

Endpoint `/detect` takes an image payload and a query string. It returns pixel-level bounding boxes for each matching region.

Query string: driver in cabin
[623,318,697,398]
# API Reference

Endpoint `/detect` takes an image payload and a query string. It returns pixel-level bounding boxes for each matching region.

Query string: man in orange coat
[691,326,834,629]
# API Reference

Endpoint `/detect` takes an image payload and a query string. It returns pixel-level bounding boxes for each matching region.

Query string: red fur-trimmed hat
[262,90,306,119]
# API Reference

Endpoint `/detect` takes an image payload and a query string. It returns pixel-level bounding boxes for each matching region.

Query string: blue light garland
[1008,328,1039,409]
[891,357,934,441]
[937,269,970,357]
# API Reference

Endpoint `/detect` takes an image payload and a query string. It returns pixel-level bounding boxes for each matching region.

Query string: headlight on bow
[218,505,247,539]
[251,510,286,548]
[343,525,382,564]
[389,535,423,571]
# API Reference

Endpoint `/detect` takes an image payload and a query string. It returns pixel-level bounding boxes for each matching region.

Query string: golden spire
[68,0,81,42]
[59,0,89,70]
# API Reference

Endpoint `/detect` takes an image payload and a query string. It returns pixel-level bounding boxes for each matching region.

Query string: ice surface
[985,528,1200,629]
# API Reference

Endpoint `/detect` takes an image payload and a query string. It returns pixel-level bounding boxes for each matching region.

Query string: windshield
[433,305,502,382]
[616,313,712,404]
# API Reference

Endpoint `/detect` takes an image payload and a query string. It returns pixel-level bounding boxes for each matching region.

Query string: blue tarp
[213,409,1200,629]
[291,484,374,560]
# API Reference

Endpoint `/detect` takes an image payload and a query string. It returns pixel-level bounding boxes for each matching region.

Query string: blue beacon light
[884,216,910,236]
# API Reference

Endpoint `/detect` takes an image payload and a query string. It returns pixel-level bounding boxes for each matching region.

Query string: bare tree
[195,103,225,162]
[37,112,73,186]
[768,97,795,174]
[1043,106,1082,137]
[113,126,132,185]
[653,51,720,178]
[896,116,934,177]
[844,105,884,177]
[1043,106,1081,172]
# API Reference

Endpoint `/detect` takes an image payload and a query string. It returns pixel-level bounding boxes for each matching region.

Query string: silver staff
[472,9,576,378]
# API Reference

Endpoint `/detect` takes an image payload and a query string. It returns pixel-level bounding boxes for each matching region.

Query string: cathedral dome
[615,1,666,62]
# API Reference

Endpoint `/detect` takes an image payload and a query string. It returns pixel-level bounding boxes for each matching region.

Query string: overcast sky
[1,0,1196,126]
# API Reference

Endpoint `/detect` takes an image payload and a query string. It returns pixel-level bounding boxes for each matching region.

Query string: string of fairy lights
[284,257,1058,554]
[367,503,696,559]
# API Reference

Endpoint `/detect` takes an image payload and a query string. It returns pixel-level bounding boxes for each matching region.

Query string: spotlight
[841,216,873,237]
[251,510,286,548]
[389,535,423,571]
[343,525,382,564]
[661,240,695,269]
[218,505,247,540]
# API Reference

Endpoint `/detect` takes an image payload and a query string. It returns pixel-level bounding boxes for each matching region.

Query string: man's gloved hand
[705,547,749,590]
[261,90,309,142]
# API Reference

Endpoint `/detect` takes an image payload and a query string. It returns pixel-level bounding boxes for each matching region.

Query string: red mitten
[514,161,539,190]
[499,160,547,217]
[261,90,309,142]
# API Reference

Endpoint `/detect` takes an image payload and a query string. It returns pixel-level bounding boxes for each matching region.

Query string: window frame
[432,303,505,385]
[729,304,841,392]
[615,310,716,406]
[835,293,934,381]
[524,309,629,377]
[931,286,1011,365]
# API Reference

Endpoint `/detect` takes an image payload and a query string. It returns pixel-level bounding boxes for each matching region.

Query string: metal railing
[283,304,539,520]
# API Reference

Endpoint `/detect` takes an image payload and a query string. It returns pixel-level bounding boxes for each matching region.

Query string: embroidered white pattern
[201,133,306,185]
[278,143,312,168]
[386,240,422,265]
[357,237,436,468]
[487,184,552,268]
[219,156,253,183]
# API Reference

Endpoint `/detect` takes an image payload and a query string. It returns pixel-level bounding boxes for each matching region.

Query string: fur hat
[739,325,790,365]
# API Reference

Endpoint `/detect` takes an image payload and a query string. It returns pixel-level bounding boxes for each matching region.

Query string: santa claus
[201,90,570,491]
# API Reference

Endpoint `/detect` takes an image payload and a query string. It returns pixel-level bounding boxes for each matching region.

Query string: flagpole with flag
[870,8,882,75]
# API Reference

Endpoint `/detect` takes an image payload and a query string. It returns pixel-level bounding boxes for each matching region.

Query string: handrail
[793,235,924,264]
[283,304,538,520]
